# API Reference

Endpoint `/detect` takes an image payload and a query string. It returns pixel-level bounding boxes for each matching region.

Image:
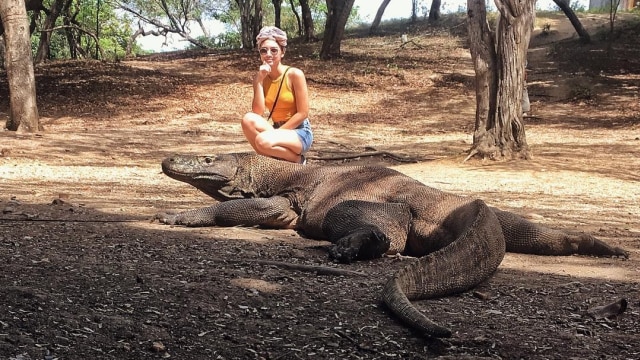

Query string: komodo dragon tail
[380,199,505,337]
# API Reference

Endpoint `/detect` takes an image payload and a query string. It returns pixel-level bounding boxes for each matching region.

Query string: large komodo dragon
[155,153,628,338]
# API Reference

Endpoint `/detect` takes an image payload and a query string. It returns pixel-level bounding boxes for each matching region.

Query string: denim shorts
[274,119,313,153]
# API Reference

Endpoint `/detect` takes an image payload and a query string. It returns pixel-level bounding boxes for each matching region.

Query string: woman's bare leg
[241,112,303,163]
[241,112,272,151]
[254,130,303,162]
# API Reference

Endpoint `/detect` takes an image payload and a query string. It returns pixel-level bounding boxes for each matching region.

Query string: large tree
[466,0,535,160]
[319,0,354,59]
[0,0,41,132]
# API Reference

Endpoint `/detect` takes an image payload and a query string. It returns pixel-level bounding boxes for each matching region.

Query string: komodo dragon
[155,153,628,338]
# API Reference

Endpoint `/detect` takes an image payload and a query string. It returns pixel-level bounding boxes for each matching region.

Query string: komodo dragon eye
[204,157,213,164]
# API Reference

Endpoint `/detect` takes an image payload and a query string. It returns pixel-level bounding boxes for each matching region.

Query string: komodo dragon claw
[151,212,178,225]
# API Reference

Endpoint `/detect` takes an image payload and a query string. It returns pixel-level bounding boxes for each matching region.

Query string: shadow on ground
[0,200,638,360]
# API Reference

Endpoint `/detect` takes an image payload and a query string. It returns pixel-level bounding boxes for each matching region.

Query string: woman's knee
[254,132,275,152]
[241,112,262,129]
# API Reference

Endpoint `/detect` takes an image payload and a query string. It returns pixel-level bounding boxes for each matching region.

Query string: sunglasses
[259,47,280,55]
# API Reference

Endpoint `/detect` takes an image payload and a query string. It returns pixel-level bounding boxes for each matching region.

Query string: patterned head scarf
[256,26,288,49]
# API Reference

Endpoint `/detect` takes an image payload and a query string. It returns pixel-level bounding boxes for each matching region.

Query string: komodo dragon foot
[573,234,629,258]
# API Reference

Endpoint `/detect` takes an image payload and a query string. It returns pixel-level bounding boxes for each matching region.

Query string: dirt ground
[1,13,639,360]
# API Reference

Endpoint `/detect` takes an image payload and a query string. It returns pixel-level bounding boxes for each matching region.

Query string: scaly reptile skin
[155,153,628,337]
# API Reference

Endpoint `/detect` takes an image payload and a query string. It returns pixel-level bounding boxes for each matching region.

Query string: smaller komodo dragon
[155,153,628,338]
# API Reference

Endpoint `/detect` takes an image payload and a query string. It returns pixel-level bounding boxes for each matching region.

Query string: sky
[353,0,589,21]
[137,0,582,52]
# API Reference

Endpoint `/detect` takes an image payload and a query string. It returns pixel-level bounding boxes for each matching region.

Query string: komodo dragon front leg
[154,196,298,228]
[321,200,413,263]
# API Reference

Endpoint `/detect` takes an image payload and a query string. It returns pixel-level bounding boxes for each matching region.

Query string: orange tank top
[264,67,296,123]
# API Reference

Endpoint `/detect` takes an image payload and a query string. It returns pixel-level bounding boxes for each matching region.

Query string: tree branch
[117,3,210,49]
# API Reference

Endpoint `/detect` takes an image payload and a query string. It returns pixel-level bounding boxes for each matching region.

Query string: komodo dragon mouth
[155,153,629,338]
[165,169,228,183]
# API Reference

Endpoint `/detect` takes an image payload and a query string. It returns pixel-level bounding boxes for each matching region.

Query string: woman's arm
[251,62,271,115]
[279,67,309,130]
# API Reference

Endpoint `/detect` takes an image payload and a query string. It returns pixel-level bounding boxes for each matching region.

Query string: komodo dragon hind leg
[381,199,505,338]
[492,208,629,258]
[322,200,412,263]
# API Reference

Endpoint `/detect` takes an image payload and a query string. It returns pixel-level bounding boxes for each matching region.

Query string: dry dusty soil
[1,13,639,360]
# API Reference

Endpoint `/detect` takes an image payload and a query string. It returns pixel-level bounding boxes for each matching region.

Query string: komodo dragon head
[162,153,257,201]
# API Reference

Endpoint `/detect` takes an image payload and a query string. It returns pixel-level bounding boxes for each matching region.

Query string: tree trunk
[320,0,355,60]
[62,0,77,58]
[272,0,282,29]
[553,0,590,43]
[370,0,391,35]
[299,0,315,42]
[411,0,417,22]
[467,0,497,154]
[0,0,41,132]
[429,0,441,22]
[236,0,263,49]
[289,0,303,38]
[466,0,534,160]
[252,0,263,47]
[0,38,5,68]
[0,0,44,36]
[35,0,66,63]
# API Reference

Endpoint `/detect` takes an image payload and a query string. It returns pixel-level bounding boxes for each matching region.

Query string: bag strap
[267,66,291,123]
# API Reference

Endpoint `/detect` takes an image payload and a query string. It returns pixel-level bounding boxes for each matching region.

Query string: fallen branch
[308,151,424,163]
[399,39,423,49]
[212,258,367,277]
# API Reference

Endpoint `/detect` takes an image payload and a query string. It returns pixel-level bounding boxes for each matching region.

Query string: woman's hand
[257,62,271,81]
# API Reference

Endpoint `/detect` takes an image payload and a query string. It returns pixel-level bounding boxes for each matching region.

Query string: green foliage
[186,32,242,50]
[99,17,137,60]
[570,2,587,12]
[28,0,139,60]
[260,0,329,37]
